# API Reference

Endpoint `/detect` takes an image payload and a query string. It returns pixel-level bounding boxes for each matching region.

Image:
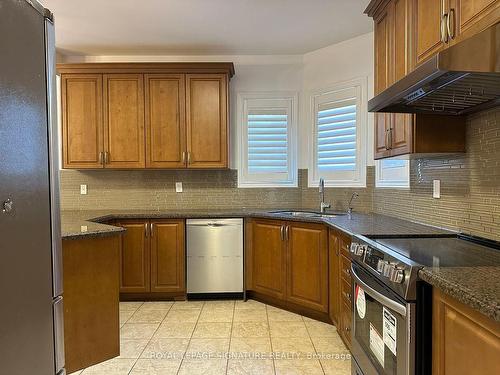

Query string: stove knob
[382,261,392,277]
[389,268,405,284]
[376,259,385,273]
[350,243,359,254]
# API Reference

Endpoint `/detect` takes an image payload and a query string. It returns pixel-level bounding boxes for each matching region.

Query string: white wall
[301,32,374,169]
[58,32,374,171]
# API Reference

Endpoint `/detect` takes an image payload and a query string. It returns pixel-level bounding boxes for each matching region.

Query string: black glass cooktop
[373,236,500,268]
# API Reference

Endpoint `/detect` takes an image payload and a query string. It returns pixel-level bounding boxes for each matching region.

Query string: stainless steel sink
[271,210,346,218]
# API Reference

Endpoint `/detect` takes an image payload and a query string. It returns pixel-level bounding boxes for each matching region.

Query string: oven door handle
[351,264,407,317]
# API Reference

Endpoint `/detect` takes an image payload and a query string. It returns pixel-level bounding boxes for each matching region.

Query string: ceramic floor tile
[271,337,316,356]
[139,301,174,311]
[80,358,136,375]
[235,300,267,311]
[129,359,182,375]
[266,309,303,322]
[227,358,275,375]
[128,309,168,323]
[198,308,234,322]
[154,322,196,338]
[186,338,230,356]
[120,323,160,340]
[141,338,190,360]
[204,300,236,308]
[274,358,324,375]
[164,308,201,323]
[310,336,349,355]
[170,301,205,310]
[119,301,143,311]
[229,337,272,354]
[118,338,149,359]
[233,308,268,322]
[68,372,83,375]
[192,322,232,338]
[269,321,309,338]
[231,322,270,338]
[119,310,135,326]
[321,356,352,375]
[177,358,228,375]
[304,320,338,338]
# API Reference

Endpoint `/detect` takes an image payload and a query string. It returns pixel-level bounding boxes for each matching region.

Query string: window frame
[375,159,410,188]
[237,91,298,188]
[308,77,368,188]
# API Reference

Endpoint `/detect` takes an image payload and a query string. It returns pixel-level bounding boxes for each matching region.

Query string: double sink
[272,210,347,218]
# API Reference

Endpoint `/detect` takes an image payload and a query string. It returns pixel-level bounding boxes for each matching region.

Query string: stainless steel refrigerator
[0,0,65,374]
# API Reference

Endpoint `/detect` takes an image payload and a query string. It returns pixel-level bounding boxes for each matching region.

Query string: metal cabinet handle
[385,128,391,150]
[104,151,109,164]
[2,198,13,214]
[343,291,352,301]
[280,225,285,241]
[182,151,186,164]
[150,223,154,237]
[285,225,289,241]
[144,222,148,237]
[388,128,393,150]
[441,13,449,43]
[187,151,191,165]
[99,151,104,165]
[447,8,455,40]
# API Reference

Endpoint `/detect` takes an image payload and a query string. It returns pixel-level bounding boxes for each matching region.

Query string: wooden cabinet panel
[433,289,500,375]
[145,74,186,168]
[329,230,341,326]
[286,223,328,313]
[103,74,145,168]
[150,220,185,293]
[118,220,150,293]
[186,74,228,168]
[452,0,500,41]
[251,219,286,299]
[61,74,104,169]
[414,0,447,65]
[341,300,353,349]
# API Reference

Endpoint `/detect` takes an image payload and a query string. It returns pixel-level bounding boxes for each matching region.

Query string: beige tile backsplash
[60,108,500,241]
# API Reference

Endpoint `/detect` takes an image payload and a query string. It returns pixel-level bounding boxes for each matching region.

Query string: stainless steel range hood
[369,23,500,116]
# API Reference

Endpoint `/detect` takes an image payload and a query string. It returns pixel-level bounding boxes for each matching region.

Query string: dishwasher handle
[188,222,239,228]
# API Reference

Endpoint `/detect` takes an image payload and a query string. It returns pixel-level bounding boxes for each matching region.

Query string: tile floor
[70,299,351,375]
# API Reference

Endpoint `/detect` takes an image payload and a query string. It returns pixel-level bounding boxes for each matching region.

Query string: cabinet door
[61,74,104,169]
[414,0,447,65]
[433,289,500,374]
[150,220,185,293]
[251,219,286,299]
[391,0,414,156]
[451,0,500,42]
[186,74,228,168]
[374,5,392,159]
[103,74,145,168]
[286,222,328,312]
[145,74,186,168]
[329,230,341,326]
[118,221,150,293]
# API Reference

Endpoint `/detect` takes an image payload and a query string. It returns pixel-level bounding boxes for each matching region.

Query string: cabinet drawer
[341,277,353,306]
[341,255,352,283]
[339,236,351,258]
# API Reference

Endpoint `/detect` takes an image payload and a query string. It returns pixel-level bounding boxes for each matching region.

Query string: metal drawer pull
[447,8,456,40]
[351,264,407,316]
[144,222,148,237]
[280,225,285,241]
[441,13,449,43]
[285,225,289,240]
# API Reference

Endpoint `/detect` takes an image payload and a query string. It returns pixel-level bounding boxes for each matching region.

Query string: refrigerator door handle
[53,296,65,373]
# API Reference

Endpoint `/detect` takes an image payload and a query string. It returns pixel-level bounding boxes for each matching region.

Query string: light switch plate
[433,180,440,199]
[80,184,87,195]
[175,182,183,193]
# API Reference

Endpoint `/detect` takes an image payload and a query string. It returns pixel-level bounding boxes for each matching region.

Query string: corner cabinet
[116,219,186,299]
[58,63,234,169]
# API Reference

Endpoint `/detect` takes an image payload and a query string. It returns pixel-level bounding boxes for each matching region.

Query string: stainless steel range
[348,235,435,375]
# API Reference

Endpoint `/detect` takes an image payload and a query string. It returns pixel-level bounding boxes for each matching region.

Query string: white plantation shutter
[309,79,367,187]
[238,93,297,187]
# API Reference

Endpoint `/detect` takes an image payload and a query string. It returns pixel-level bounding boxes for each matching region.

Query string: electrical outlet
[80,184,87,195]
[433,180,441,199]
[175,182,183,193]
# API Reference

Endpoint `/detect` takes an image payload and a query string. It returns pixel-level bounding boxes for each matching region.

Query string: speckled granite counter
[420,266,500,322]
[61,208,453,240]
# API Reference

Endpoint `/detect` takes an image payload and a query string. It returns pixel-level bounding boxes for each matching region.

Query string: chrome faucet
[347,192,359,217]
[319,177,331,213]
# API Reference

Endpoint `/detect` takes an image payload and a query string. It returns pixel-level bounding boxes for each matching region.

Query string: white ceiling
[42,0,373,56]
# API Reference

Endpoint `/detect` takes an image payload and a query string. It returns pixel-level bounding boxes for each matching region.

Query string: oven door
[350,262,415,375]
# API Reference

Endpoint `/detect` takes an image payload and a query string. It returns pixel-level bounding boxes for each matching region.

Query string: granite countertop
[420,266,500,322]
[61,208,453,240]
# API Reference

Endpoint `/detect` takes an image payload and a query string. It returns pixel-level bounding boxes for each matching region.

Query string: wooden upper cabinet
[451,0,500,41]
[118,220,150,293]
[186,74,228,168]
[286,222,328,313]
[61,74,104,168]
[414,0,447,65]
[150,220,185,293]
[251,219,286,300]
[103,74,145,168]
[145,74,186,168]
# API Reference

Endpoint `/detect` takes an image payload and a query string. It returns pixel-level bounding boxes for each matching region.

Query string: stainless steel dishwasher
[186,218,243,297]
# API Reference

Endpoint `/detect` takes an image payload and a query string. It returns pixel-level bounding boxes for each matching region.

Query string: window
[376,159,410,188]
[237,92,298,187]
[309,78,367,187]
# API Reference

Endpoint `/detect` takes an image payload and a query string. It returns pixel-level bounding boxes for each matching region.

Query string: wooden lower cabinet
[329,230,341,326]
[286,222,329,313]
[63,235,120,374]
[433,288,500,375]
[249,219,329,313]
[117,219,185,298]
